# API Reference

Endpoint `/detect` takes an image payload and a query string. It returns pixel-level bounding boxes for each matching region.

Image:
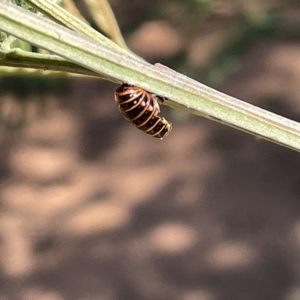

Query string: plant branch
[1,48,118,80]
[25,0,130,54]
[1,1,300,152]
[84,0,128,49]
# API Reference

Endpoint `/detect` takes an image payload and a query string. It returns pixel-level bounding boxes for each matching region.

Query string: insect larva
[114,84,172,139]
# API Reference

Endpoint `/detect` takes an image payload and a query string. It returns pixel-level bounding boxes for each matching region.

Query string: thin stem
[62,0,87,22]
[84,0,128,49]
[0,1,300,152]
[25,0,132,55]
[1,48,118,81]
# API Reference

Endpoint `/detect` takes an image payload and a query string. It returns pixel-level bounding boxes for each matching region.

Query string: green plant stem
[1,1,300,152]
[1,48,118,80]
[25,0,131,54]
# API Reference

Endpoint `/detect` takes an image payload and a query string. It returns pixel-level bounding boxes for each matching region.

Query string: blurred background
[1,0,300,299]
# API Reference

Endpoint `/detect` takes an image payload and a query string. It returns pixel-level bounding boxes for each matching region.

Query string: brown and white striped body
[114,84,172,139]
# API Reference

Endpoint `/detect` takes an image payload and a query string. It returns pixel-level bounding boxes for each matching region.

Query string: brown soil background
[1,1,300,300]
